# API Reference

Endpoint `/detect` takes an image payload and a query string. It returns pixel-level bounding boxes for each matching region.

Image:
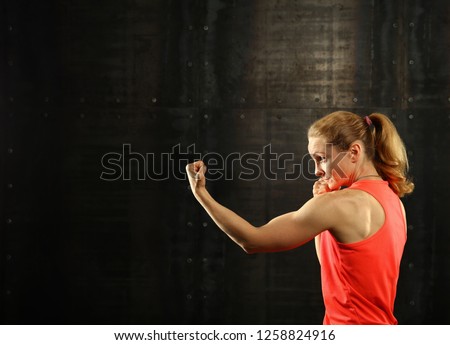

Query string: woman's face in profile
[308,136,352,191]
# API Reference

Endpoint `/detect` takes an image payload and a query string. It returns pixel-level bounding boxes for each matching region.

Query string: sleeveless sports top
[318,179,406,324]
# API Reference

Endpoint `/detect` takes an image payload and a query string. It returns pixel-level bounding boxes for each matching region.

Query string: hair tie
[364,116,374,130]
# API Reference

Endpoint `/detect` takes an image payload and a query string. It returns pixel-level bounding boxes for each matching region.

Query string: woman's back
[319,179,407,324]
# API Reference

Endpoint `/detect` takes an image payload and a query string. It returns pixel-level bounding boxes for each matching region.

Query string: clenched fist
[313,178,332,197]
[186,160,207,194]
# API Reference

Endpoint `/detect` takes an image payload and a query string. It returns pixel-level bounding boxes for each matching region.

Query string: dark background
[0,0,449,324]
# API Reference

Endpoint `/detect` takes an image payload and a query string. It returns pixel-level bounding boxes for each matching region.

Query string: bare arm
[186,161,335,254]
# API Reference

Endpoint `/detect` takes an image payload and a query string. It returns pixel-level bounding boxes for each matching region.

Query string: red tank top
[319,179,406,324]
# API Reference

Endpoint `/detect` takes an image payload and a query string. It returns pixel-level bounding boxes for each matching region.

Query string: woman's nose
[314,162,324,177]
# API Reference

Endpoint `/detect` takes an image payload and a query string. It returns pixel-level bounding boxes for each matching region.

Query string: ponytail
[308,111,414,197]
[367,113,414,197]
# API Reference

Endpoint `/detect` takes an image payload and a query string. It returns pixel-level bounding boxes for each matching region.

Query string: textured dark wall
[0,0,449,324]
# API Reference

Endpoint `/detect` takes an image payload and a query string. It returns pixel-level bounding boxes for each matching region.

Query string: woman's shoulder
[319,187,369,203]
[314,188,380,242]
[314,188,372,216]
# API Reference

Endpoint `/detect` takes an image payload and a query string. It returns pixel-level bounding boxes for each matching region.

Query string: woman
[186,111,414,325]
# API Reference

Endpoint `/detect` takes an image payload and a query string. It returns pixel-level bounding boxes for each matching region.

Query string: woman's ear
[349,141,363,162]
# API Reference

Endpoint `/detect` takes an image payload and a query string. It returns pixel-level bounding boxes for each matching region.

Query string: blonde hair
[308,111,414,197]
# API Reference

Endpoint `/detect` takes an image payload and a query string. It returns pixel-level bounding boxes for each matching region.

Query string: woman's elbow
[237,229,268,254]
[240,241,266,254]
[242,246,257,254]
[241,241,297,254]
[238,240,257,254]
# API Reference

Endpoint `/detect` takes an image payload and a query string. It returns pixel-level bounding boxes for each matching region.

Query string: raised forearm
[194,188,257,253]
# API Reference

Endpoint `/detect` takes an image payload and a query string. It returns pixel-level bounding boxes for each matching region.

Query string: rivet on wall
[7,183,13,189]
[352,97,358,103]
[187,221,193,228]
[409,300,415,307]
[240,114,245,120]
[202,222,208,228]
[408,114,414,119]
[186,258,193,264]
[203,114,208,119]
[408,97,414,103]
[409,60,415,65]
[203,26,209,31]
[6,218,12,224]
[186,294,192,300]
[7,148,13,154]
[409,22,415,28]
[393,23,398,29]
[152,98,157,103]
